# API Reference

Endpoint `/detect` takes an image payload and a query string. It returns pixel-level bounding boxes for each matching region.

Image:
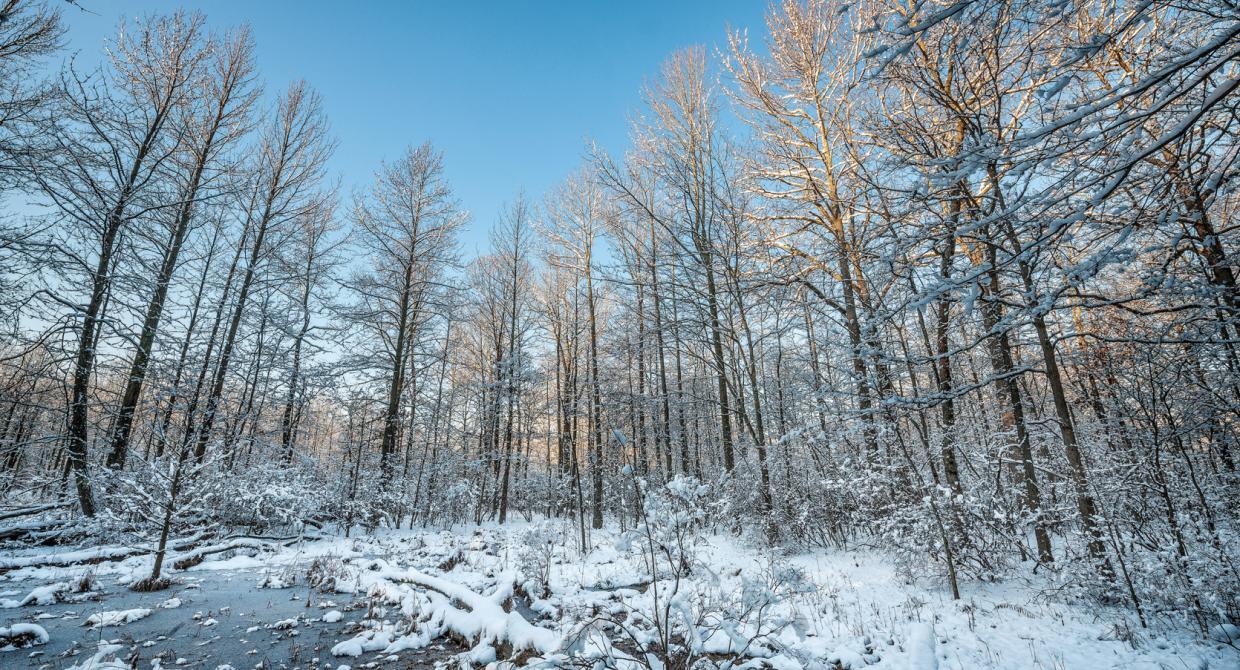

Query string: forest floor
[0,521,1235,670]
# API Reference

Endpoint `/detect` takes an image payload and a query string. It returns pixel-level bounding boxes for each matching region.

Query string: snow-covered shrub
[514,519,562,598]
[94,450,230,543]
[202,456,330,531]
[776,467,877,550]
[623,476,710,582]
[306,554,349,592]
[574,482,816,670]
[427,478,477,527]
[568,476,713,669]
[876,484,1018,585]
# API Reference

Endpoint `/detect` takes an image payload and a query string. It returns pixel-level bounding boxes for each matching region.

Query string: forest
[0,0,1238,668]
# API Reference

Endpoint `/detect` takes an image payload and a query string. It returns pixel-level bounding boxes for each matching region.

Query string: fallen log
[0,504,68,523]
[0,545,145,574]
[0,531,323,575]
[169,537,277,570]
[0,518,67,544]
[0,529,211,574]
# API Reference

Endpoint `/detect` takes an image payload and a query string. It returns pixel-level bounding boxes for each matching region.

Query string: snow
[374,564,561,654]
[907,623,937,669]
[0,524,1233,668]
[64,642,130,669]
[0,580,69,607]
[0,621,49,648]
[331,627,394,657]
[0,545,138,571]
[1210,623,1240,644]
[84,607,153,627]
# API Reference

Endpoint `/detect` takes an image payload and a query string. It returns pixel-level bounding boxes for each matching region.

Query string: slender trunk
[650,238,674,475]
[1028,287,1111,575]
[193,209,272,461]
[153,226,220,458]
[979,248,1052,564]
[281,258,315,460]
[587,256,604,529]
[702,255,734,473]
[935,225,962,495]
[380,266,416,477]
[634,283,650,475]
[498,251,521,523]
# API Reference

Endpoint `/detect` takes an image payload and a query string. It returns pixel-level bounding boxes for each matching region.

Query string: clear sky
[52,0,769,256]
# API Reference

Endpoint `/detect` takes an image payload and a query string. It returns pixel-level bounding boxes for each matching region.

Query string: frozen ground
[0,523,1235,669]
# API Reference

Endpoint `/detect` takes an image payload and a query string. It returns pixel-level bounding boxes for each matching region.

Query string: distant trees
[543,169,609,530]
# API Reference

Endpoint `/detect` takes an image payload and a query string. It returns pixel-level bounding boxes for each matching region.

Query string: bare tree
[26,12,208,514]
[105,26,260,469]
[348,142,463,490]
[189,80,333,462]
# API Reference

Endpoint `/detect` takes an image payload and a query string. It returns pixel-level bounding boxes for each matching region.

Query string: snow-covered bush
[513,519,562,598]
[774,463,880,550]
[876,485,1018,585]
[623,475,710,583]
[568,476,713,669]
[203,456,330,531]
[94,451,226,543]
[569,478,819,670]
[97,446,332,542]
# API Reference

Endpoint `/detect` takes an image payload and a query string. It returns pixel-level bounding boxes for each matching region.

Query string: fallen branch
[0,518,67,544]
[169,537,277,570]
[0,531,324,575]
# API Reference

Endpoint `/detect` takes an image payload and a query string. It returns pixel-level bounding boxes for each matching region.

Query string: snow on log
[0,545,142,573]
[331,626,397,657]
[380,566,559,655]
[64,642,129,669]
[0,622,49,649]
[169,537,274,570]
[0,530,217,574]
[0,517,68,543]
[0,503,68,523]
[0,581,70,608]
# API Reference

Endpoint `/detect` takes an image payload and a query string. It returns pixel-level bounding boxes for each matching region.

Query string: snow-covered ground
[0,523,1234,669]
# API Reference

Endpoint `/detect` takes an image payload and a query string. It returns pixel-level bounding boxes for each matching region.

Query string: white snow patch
[0,581,69,608]
[84,608,153,628]
[331,627,394,657]
[907,622,937,669]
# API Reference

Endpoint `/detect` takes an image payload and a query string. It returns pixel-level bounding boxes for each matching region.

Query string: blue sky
[53,1,769,256]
